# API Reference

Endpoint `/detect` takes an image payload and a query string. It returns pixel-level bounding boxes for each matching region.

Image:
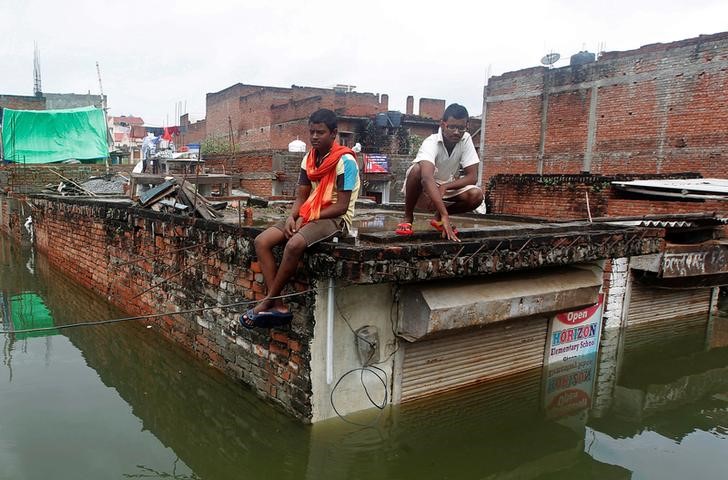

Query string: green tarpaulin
[10,292,57,339]
[1,106,109,164]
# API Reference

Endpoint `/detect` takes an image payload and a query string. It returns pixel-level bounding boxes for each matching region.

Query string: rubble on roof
[136,178,227,219]
[42,173,129,196]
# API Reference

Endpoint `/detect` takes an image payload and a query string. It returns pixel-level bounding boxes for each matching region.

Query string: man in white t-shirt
[395,103,484,242]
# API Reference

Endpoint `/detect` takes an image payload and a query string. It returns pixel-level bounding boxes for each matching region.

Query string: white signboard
[546,294,604,364]
[542,295,604,419]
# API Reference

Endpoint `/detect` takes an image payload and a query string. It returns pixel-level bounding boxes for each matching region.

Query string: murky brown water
[1,232,727,479]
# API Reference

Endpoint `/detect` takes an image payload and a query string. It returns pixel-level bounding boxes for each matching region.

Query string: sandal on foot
[395,222,414,236]
[429,219,459,235]
[239,308,293,329]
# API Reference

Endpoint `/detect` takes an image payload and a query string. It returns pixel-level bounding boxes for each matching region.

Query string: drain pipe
[326,277,335,385]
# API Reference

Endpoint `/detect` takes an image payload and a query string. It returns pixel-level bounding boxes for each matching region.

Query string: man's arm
[285,182,312,238]
[290,184,311,219]
[318,190,352,219]
[438,164,479,192]
[419,161,449,220]
[419,161,458,241]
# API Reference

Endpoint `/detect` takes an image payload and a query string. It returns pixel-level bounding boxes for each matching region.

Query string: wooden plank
[139,179,177,205]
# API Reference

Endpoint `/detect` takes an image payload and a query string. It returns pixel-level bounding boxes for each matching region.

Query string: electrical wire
[330,364,388,428]
[330,294,399,426]
[0,289,314,335]
[2,247,407,425]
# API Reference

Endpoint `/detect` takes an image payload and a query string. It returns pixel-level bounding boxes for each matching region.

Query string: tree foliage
[201,135,234,156]
[355,120,390,153]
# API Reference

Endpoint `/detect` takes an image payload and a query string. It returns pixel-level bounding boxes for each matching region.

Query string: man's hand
[284,215,299,238]
[440,215,460,242]
[437,183,449,199]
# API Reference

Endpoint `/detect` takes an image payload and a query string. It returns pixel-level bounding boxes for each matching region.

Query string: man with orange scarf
[239,109,359,329]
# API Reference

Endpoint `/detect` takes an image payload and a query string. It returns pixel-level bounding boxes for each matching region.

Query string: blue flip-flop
[239,308,293,329]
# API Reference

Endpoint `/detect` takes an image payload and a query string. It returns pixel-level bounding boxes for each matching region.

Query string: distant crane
[96,61,106,110]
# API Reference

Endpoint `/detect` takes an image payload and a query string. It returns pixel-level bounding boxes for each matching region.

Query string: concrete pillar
[406,96,414,115]
[592,257,629,417]
[537,71,550,175]
[583,86,600,173]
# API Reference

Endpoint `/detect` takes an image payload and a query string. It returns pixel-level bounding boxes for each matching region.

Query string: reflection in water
[587,305,728,479]
[4,292,57,339]
[1,232,728,479]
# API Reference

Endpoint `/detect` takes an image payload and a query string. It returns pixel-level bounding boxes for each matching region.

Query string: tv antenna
[33,42,42,96]
[540,52,561,68]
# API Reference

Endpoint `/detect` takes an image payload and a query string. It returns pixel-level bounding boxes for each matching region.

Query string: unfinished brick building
[203,83,389,151]
[198,83,449,154]
[482,31,728,184]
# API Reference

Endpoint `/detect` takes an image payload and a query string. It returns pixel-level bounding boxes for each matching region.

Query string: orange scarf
[298,142,355,224]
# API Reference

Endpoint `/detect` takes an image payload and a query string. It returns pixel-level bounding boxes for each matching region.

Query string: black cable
[0,289,314,335]
[331,295,395,426]
[329,365,387,428]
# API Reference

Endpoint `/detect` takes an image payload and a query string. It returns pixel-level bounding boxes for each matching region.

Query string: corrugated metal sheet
[606,220,697,228]
[642,220,695,228]
[397,367,543,430]
[627,283,712,327]
[624,314,708,353]
[612,178,728,194]
[400,317,548,402]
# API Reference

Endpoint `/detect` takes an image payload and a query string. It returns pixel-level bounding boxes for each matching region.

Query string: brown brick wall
[0,195,28,244]
[205,83,388,152]
[205,84,256,139]
[483,32,728,184]
[24,196,314,420]
[419,98,445,119]
[179,113,206,146]
[487,173,727,219]
[205,150,276,196]
[0,94,46,112]
[0,164,133,194]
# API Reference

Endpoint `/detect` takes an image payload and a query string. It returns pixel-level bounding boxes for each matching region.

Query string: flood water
[1,232,728,479]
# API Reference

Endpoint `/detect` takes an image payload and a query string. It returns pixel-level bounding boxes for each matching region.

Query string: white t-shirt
[412,128,480,182]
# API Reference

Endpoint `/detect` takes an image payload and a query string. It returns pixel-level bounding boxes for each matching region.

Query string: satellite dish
[541,52,561,66]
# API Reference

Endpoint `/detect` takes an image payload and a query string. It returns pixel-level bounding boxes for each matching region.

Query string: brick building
[0,94,46,114]
[179,113,207,146]
[196,82,450,154]
[482,31,728,184]
[202,83,389,151]
[109,115,144,149]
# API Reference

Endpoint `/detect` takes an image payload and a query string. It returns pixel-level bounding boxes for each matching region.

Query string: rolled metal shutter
[625,283,711,352]
[400,316,548,403]
[627,283,712,326]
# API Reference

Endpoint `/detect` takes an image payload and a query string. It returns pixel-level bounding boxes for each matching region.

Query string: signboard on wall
[542,295,604,418]
[363,153,389,173]
[546,294,604,364]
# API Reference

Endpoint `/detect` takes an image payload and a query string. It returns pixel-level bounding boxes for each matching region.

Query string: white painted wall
[310,282,397,423]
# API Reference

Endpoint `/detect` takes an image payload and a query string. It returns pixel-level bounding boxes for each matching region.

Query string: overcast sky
[3,0,727,126]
